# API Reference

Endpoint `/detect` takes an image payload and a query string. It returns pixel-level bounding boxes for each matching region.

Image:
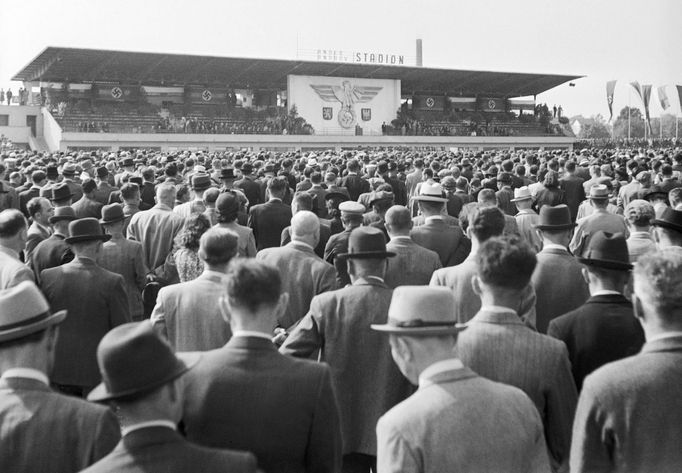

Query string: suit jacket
[18,186,40,215]
[139,181,156,208]
[384,176,407,206]
[548,294,645,391]
[214,220,257,257]
[151,272,232,352]
[496,187,516,216]
[376,367,551,473]
[234,176,262,206]
[183,336,342,473]
[515,209,542,253]
[29,233,74,284]
[82,426,257,473]
[404,169,422,198]
[98,235,149,320]
[385,236,442,288]
[72,195,104,219]
[127,203,185,276]
[571,336,682,473]
[341,173,370,201]
[0,245,34,289]
[626,231,657,262]
[324,228,352,287]
[410,217,471,267]
[41,257,130,387]
[25,221,50,260]
[281,220,331,258]
[532,246,590,333]
[430,254,537,327]
[560,175,586,221]
[0,376,120,473]
[0,179,19,211]
[281,278,414,455]
[456,308,578,470]
[248,198,292,251]
[570,210,629,257]
[411,213,459,227]
[257,242,337,329]
[93,181,116,205]
[62,178,83,202]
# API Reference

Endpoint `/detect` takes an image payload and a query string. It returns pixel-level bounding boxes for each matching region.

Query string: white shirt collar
[543,243,568,252]
[479,305,518,315]
[202,269,226,280]
[290,240,314,251]
[0,368,49,386]
[418,359,464,388]
[647,331,682,343]
[232,330,273,341]
[591,290,622,297]
[389,235,412,242]
[121,420,177,437]
[424,215,444,223]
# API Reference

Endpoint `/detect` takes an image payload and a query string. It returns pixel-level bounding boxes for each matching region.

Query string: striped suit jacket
[385,236,442,288]
[456,308,578,471]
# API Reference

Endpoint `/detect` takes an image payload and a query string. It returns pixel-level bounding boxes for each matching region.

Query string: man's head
[338,201,365,230]
[0,209,28,253]
[473,235,537,309]
[291,192,313,215]
[577,231,632,294]
[633,248,682,336]
[342,226,394,282]
[465,206,505,246]
[652,207,682,248]
[267,176,288,200]
[385,205,413,238]
[155,183,176,207]
[534,204,576,247]
[224,259,288,333]
[477,188,498,209]
[27,197,53,227]
[120,183,141,206]
[290,211,320,248]
[625,200,655,232]
[198,227,239,271]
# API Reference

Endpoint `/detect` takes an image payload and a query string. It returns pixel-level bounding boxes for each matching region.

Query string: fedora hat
[413,182,448,203]
[65,218,111,244]
[369,190,394,206]
[50,182,73,202]
[0,281,67,343]
[220,168,236,179]
[324,191,349,202]
[96,166,108,179]
[642,185,668,201]
[338,201,365,216]
[100,204,125,225]
[533,204,576,230]
[191,173,211,190]
[511,186,533,202]
[652,207,682,234]
[120,157,134,167]
[61,162,77,176]
[588,184,610,200]
[497,172,513,184]
[577,231,633,271]
[48,206,77,224]
[88,322,200,402]
[371,286,466,336]
[338,226,395,260]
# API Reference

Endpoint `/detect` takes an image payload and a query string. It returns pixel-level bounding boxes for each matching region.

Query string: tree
[612,106,645,140]
[571,114,612,140]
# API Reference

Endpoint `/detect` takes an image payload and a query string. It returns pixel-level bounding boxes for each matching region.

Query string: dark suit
[384,176,407,206]
[93,181,116,205]
[0,376,120,473]
[571,336,682,473]
[385,236,442,288]
[41,257,131,389]
[281,278,414,456]
[496,187,516,216]
[29,233,74,284]
[560,175,586,222]
[140,181,156,209]
[324,228,352,287]
[183,336,342,473]
[62,178,83,202]
[82,426,257,473]
[281,220,331,258]
[410,217,471,267]
[548,293,645,391]
[532,246,590,333]
[72,195,104,219]
[18,186,40,216]
[25,221,50,260]
[248,198,292,251]
[235,176,262,206]
[341,173,370,201]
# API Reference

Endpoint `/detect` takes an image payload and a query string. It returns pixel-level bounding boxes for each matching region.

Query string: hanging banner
[477,97,506,112]
[642,85,652,131]
[413,95,445,111]
[658,86,670,110]
[606,80,617,122]
[676,85,682,112]
[630,81,643,103]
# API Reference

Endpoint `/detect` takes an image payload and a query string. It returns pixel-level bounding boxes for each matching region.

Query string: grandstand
[3,47,581,151]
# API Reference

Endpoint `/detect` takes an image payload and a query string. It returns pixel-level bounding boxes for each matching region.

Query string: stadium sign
[316,49,405,65]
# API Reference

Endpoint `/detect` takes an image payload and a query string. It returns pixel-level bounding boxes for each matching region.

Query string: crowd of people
[1,143,682,472]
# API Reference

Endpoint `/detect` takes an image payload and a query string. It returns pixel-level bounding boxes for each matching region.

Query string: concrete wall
[0,105,43,145]
[58,132,575,152]
[41,108,63,152]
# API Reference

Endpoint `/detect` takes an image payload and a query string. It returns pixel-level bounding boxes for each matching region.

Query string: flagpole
[628,87,631,142]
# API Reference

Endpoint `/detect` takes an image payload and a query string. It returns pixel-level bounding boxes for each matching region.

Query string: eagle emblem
[310,81,382,128]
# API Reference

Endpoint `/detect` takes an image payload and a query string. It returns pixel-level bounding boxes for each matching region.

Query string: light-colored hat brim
[370,323,466,336]
[0,310,67,344]
[413,195,448,203]
[510,196,533,202]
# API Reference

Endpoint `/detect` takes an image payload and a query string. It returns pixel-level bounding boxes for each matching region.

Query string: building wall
[0,105,43,144]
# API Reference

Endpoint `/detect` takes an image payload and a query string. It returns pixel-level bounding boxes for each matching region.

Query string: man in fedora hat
[0,281,121,472]
[532,204,590,334]
[570,185,629,256]
[571,248,682,472]
[83,322,257,473]
[29,206,76,283]
[99,204,149,322]
[513,186,542,253]
[282,226,413,473]
[257,210,336,331]
[41,218,130,396]
[151,227,238,352]
[72,179,104,219]
[373,286,551,473]
[235,162,262,207]
[456,235,577,472]
[93,166,116,205]
[651,206,682,248]
[60,162,83,202]
[410,183,470,267]
[50,181,74,208]
[0,209,34,289]
[173,173,212,220]
[324,200,366,287]
[24,196,54,261]
[182,259,342,473]
[248,176,292,251]
[384,205,442,288]
[548,232,645,391]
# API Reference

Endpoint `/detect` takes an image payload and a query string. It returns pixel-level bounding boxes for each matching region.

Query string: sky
[1,0,680,119]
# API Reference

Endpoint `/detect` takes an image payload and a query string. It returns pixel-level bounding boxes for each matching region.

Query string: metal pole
[628,87,631,142]
[676,115,679,142]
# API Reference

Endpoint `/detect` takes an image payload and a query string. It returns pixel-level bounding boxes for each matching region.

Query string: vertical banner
[606,80,617,121]
[677,85,682,111]
[630,81,643,102]
[658,86,670,110]
[642,85,652,134]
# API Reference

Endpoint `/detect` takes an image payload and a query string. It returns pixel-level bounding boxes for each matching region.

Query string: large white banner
[287,74,400,135]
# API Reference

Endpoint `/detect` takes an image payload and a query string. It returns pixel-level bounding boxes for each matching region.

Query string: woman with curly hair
[174,213,212,282]
[535,170,565,211]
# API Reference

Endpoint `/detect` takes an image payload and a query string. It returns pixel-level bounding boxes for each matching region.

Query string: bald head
[385,205,413,237]
[156,183,176,207]
[291,210,320,247]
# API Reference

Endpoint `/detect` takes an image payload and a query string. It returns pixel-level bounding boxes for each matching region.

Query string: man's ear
[632,292,646,324]
[581,267,591,285]
[471,275,482,297]
[392,336,412,362]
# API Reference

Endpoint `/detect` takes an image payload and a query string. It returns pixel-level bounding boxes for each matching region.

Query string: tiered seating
[57,110,161,133]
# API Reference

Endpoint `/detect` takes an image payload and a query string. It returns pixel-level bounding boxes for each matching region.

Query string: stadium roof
[13,47,581,98]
